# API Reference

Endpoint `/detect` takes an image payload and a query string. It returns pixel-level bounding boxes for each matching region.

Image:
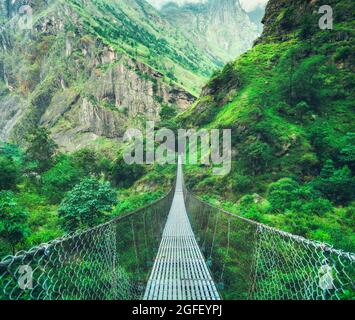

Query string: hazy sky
[239,0,268,12]
[147,0,269,12]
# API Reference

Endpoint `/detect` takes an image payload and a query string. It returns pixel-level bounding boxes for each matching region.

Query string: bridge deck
[144,158,220,300]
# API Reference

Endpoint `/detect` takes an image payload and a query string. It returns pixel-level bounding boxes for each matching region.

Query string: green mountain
[0,0,221,150]
[0,0,354,256]
[180,0,355,250]
[158,0,261,64]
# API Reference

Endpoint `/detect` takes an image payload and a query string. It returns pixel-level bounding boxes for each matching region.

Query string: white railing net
[184,190,354,300]
[0,189,174,300]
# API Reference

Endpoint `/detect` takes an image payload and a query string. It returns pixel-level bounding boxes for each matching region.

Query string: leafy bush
[111,157,145,188]
[25,127,58,174]
[334,46,352,62]
[313,160,355,204]
[0,156,20,190]
[299,198,333,216]
[113,191,163,216]
[279,53,328,107]
[241,140,272,175]
[42,156,83,204]
[268,178,334,216]
[340,132,355,171]
[267,178,300,213]
[58,178,117,232]
[232,175,253,193]
[0,191,29,254]
[71,149,106,177]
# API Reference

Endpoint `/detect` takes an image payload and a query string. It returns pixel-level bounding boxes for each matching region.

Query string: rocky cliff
[0,0,209,151]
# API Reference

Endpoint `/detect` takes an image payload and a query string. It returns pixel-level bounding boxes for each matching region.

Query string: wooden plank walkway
[144,157,220,300]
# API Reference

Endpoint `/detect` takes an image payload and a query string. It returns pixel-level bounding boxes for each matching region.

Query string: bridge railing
[0,186,175,300]
[184,189,355,300]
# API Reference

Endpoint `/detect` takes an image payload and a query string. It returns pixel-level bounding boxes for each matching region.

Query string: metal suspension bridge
[144,157,219,300]
[0,158,354,300]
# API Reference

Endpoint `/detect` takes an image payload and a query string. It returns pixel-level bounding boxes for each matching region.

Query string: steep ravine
[0,0,203,150]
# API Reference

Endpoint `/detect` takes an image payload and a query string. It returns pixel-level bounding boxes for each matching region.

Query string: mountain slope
[0,0,219,150]
[179,0,355,250]
[159,0,261,64]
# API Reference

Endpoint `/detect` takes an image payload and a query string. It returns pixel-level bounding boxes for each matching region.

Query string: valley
[0,0,354,301]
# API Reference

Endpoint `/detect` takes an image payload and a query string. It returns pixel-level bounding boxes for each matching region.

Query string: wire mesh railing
[0,187,174,300]
[184,190,355,300]
[1,173,354,300]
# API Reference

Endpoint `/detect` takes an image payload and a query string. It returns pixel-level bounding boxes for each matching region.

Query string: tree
[111,157,145,188]
[299,14,317,39]
[71,149,101,177]
[0,191,29,254]
[0,156,19,190]
[25,127,58,174]
[242,139,272,175]
[340,132,355,172]
[291,55,327,107]
[58,178,117,232]
[42,156,83,204]
[314,160,355,204]
[267,178,300,213]
[0,143,22,163]
[290,185,333,216]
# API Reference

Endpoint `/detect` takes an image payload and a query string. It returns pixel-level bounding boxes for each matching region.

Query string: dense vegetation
[0,0,353,260]
[179,0,355,252]
[0,131,174,256]
[67,0,219,93]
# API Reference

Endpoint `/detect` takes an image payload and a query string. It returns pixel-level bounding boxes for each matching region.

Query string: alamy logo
[318,5,333,30]
[123,122,232,176]
[18,265,33,290]
[318,265,334,290]
[18,5,33,31]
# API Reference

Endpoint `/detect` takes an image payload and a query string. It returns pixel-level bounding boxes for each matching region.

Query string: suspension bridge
[144,157,219,300]
[0,157,354,300]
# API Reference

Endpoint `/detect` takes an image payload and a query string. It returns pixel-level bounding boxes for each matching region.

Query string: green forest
[0,0,354,257]
[0,131,175,255]
[179,0,355,253]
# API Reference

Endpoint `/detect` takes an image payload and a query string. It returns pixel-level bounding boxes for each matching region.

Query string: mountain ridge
[159,0,262,63]
[0,0,222,150]
[178,0,354,251]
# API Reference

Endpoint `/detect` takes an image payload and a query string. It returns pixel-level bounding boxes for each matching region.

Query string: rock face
[39,54,195,151]
[160,0,261,63]
[0,0,196,151]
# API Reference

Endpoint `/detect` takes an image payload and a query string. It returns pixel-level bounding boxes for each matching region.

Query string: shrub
[241,139,272,175]
[238,195,263,221]
[0,156,20,190]
[299,198,333,216]
[25,127,58,174]
[58,178,117,232]
[313,160,355,204]
[42,157,83,204]
[267,178,300,212]
[340,132,355,172]
[334,46,352,62]
[71,149,103,177]
[111,157,145,188]
[233,175,253,193]
[0,191,29,254]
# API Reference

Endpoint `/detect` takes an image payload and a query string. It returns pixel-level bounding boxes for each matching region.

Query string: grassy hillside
[179,0,355,251]
[67,0,220,92]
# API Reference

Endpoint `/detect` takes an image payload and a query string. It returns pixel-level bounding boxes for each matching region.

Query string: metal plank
[144,157,220,300]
